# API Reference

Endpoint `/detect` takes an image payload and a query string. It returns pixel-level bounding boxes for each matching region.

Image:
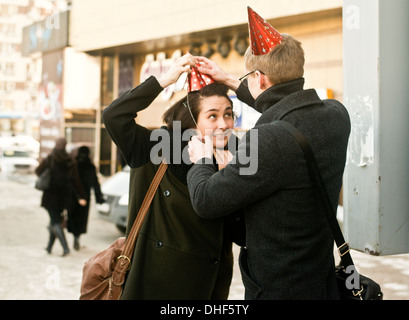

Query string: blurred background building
[0,0,68,147]
[17,0,343,175]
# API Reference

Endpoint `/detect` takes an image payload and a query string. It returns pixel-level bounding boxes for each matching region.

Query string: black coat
[187,78,351,299]
[102,76,242,299]
[35,148,84,212]
[67,158,104,236]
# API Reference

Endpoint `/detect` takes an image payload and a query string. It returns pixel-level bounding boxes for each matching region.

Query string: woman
[67,146,104,250]
[102,53,243,299]
[35,138,86,256]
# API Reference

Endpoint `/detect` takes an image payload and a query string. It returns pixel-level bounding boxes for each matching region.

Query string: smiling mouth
[212,131,231,137]
[212,134,229,141]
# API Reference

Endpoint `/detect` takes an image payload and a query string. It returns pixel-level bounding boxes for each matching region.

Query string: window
[1,62,15,75]
[101,56,115,107]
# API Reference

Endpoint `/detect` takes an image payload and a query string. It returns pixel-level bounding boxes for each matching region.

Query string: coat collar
[254,78,324,124]
[254,78,305,113]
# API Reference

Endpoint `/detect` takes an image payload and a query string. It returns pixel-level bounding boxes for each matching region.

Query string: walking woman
[68,146,104,250]
[35,138,86,256]
[102,53,243,299]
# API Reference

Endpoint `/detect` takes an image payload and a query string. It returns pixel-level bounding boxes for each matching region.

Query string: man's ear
[258,71,273,89]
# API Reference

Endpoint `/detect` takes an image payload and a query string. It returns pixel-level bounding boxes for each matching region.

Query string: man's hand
[195,56,241,91]
[214,149,233,170]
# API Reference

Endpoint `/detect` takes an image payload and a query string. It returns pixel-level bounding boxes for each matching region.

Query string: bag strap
[274,120,354,268]
[112,159,168,285]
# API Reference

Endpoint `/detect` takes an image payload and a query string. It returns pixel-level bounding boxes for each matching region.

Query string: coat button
[156,241,163,248]
[210,258,219,265]
[163,190,171,197]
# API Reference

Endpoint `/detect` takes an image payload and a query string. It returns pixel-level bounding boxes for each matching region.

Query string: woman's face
[196,95,234,149]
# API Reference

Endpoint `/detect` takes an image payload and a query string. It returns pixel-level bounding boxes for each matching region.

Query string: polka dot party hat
[247,6,283,55]
[187,66,215,92]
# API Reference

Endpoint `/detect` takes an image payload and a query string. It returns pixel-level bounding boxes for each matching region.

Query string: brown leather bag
[79,161,168,300]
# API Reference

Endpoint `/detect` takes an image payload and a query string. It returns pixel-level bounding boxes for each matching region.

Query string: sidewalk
[0,176,408,300]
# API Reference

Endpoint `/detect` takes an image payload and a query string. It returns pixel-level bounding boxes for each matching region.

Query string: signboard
[22,11,69,56]
[38,51,64,159]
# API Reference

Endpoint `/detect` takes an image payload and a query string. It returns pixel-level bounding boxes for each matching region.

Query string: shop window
[65,127,95,156]
[2,62,15,75]
[118,55,134,96]
[101,55,114,107]
[99,128,112,176]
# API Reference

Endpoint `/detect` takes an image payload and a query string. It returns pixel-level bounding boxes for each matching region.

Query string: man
[187,7,351,299]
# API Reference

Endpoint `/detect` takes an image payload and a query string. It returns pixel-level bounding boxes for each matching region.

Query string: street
[0,173,244,300]
[0,174,408,300]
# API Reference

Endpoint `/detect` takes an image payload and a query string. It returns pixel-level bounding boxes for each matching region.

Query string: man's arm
[187,125,284,218]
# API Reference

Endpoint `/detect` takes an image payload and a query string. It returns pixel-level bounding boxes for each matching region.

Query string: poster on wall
[38,50,64,159]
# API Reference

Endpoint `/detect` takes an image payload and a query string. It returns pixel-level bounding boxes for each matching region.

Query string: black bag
[335,264,383,300]
[275,120,383,300]
[35,157,53,191]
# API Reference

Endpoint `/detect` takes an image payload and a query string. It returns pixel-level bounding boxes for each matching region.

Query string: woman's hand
[157,53,196,88]
[214,149,233,170]
[195,56,241,91]
[188,135,214,164]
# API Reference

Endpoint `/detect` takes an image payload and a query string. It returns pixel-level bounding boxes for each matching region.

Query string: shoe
[62,250,70,257]
[74,236,80,251]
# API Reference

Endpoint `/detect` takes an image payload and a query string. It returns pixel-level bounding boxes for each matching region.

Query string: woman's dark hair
[162,83,233,130]
[76,146,90,161]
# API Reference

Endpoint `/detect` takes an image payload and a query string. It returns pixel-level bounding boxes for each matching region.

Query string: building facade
[11,0,339,175]
[0,0,68,140]
[66,0,343,176]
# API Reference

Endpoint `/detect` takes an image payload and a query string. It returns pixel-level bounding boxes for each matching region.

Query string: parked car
[96,166,129,233]
[0,135,40,160]
[0,148,39,175]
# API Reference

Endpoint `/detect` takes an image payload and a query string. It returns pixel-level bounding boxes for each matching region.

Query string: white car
[0,148,39,175]
[96,166,130,233]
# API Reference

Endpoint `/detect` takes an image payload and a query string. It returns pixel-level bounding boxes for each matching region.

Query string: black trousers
[47,207,64,225]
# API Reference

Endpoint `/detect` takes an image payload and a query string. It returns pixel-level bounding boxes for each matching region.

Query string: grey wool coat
[187,78,351,299]
[102,76,238,300]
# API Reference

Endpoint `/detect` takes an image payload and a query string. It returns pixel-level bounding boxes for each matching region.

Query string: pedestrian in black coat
[35,138,86,256]
[67,146,104,250]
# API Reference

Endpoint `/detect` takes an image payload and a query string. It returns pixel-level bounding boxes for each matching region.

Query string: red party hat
[247,6,283,55]
[187,66,215,92]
